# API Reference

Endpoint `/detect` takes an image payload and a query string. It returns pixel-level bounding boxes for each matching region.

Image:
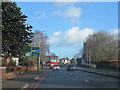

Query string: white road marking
[84,80,89,82]
[22,84,29,88]
[34,76,39,80]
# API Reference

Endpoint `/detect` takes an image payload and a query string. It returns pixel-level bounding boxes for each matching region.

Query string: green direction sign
[31,47,40,50]
[26,47,40,57]
[31,47,40,56]
[32,51,39,56]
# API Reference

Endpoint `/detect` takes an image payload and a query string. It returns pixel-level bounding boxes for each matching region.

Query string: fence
[1,66,37,80]
[96,60,120,69]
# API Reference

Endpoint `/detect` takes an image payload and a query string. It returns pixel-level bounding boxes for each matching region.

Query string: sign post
[31,47,40,71]
[26,47,40,71]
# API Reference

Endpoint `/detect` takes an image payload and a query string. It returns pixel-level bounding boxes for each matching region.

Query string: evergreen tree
[2,1,33,58]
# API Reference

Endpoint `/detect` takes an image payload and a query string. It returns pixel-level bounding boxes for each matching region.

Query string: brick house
[44,55,59,64]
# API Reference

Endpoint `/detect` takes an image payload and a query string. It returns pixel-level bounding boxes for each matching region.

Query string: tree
[82,31,118,66]
[8,59,16,66]
[2,1,33,58]
[32,30,49,68]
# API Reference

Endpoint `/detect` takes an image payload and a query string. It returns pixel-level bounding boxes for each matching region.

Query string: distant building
[12,58,19,66]
[59,57,70,64]
[1,56,11,67]
[44,54,59,64]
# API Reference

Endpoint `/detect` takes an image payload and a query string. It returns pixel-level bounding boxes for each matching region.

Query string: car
[52,65,60,71]
[66,65,76,71]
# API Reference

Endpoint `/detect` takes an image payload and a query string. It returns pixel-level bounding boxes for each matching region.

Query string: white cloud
[53,1,81,24]
[62,7,81,18]
[54,6,81,24]
[63,27,95,45]
[47,37,58,44]
[53,31,61,37]
[111,29,118,35]
[48,27,95,45]
[109,29,118,40]
[107,29,118,36]
[47,31,61,44]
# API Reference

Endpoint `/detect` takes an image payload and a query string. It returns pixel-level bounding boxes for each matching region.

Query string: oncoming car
[52,65,60,71]
[66,65,76,71]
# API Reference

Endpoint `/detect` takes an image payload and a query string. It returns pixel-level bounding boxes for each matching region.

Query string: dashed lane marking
[84,80,89,82]
[22,84,29,88]
[34,76,39,80]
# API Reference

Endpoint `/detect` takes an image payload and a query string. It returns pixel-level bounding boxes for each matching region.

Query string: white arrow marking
[84,80,89,82]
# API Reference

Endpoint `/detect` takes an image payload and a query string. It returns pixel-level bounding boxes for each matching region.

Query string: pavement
[76,65,120,78]
[2,68,48,89]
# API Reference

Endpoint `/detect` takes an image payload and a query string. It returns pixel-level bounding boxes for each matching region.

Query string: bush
[8,60,16,66]
[6,67,14,73]
[19,60,34,66]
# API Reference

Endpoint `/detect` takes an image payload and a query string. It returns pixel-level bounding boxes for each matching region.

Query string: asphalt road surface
[33,67,119,88]
[2,67,119,89]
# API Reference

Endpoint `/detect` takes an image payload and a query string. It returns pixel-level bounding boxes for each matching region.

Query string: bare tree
[83,31,118,66]
[32,30,49,68]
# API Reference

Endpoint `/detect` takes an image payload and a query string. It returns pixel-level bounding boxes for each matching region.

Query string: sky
[16,2,118,59]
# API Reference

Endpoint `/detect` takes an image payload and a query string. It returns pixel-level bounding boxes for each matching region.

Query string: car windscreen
[54,65,59,66]
[69,66,74,68]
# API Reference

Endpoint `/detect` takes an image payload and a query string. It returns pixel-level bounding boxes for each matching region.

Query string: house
[44,54,59,65]
[59,57,70,64]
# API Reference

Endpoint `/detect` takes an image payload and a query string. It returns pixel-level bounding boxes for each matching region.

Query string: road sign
[82,61,87,63]
[31,47,40,50]
[32,49,40,56]
[32,51,40,56]
[35,50,40,52]
[26,47,40,57]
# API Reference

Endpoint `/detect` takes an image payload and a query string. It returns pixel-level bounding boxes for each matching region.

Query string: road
[2,67,119,89]
[33,67,118,88]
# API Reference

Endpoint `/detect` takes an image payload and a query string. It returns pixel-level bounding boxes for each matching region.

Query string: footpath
[2,68,49,89]
[76,65,120,78]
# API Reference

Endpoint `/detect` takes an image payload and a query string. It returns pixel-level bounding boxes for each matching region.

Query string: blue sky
[16,2,118,59]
